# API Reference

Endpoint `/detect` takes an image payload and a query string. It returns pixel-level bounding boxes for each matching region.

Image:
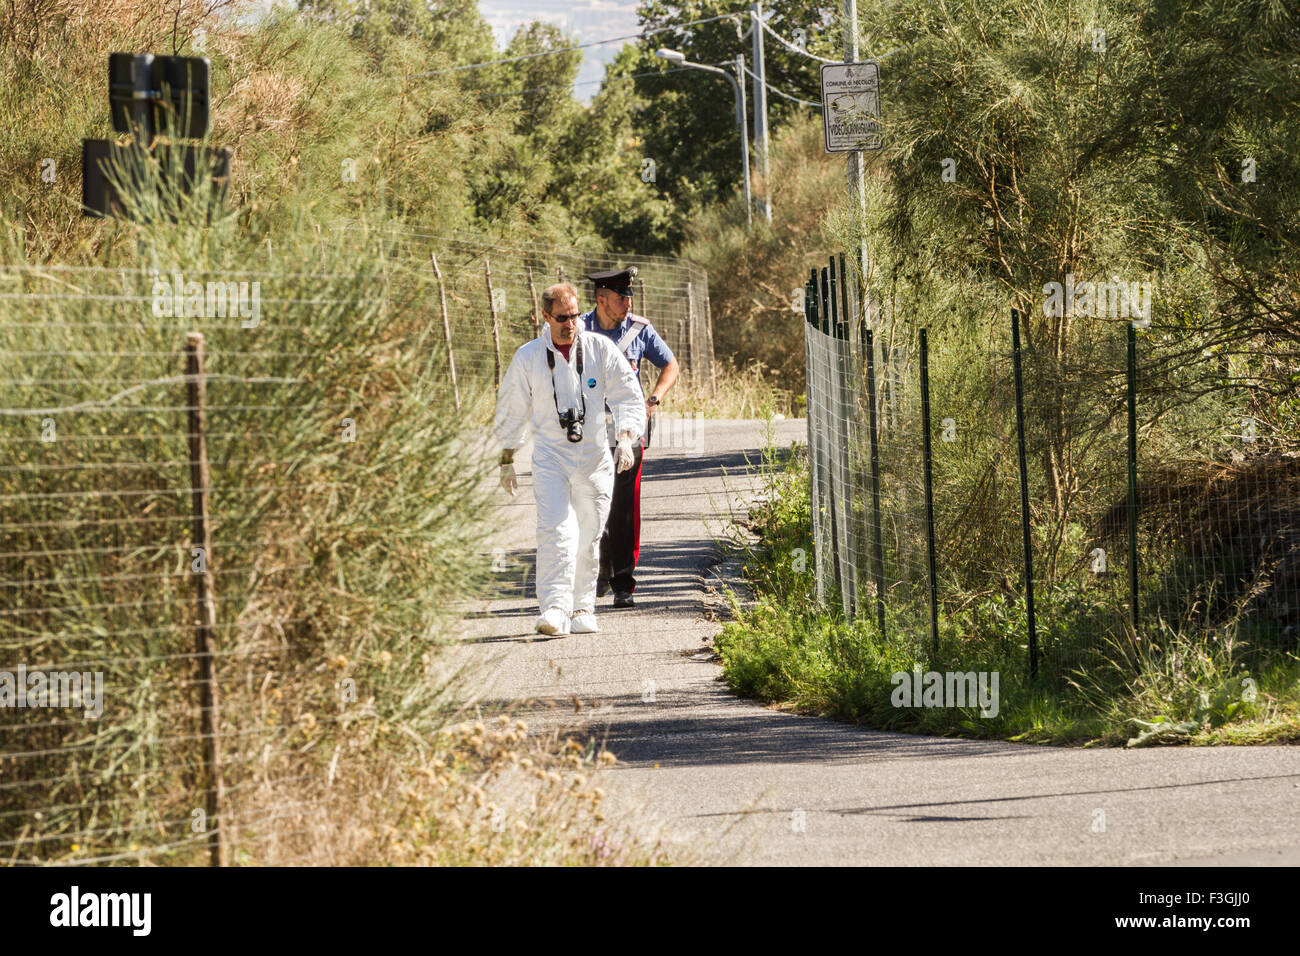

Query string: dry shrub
[1097,451,1300,637]
[0,0,249,260]
[0,1,243,63]
[220,70,309,140]
[672,360,797,419]
[225,714,673,867]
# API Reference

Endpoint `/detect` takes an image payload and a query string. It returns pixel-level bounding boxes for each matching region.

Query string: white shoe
[535,608,570,636]
[569,612,599,634]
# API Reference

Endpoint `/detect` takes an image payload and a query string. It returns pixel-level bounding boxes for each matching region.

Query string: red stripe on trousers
[631,441,643,569]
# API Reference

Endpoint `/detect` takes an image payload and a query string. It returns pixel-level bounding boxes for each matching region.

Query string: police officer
[582,267,680,608]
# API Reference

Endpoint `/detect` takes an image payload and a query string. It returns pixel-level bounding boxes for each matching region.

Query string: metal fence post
[820,264,842,604]
[919,329,940,656]
[836,253,859,619]
[805,270,826,604]
[864,328,887,637]
[828,256,850,617]
[1011,308,1039,678]
[1127,322,1140,636]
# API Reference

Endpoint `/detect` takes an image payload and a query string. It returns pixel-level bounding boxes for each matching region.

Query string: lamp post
[751,2,771,222]
[655,48,752,227]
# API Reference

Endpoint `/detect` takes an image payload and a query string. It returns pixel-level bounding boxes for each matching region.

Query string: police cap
[587,266,638,297]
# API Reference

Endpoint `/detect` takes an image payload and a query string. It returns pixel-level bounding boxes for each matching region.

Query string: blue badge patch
[587,378,597,388]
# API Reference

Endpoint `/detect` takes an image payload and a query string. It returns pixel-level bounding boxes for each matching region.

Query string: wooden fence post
[677,317,686,385]
[687,280,708,393]
[702,279,716,395]
[430,253,461,410]
[526,264,541,337]
[485,258,502,390]
[184,332,227,867]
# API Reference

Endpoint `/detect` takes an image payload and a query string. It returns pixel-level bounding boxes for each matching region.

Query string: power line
[409,12,743,79]
[761,20,838,65]
[761,20,901,65]
[475,65,702,100]
[739,64,822,108]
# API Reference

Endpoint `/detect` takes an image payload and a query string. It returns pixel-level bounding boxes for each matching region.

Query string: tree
[553,54,680,254]
[298,0,495,66]
[605,0,839,240]
[488,22,583,136]
[1124,0,1299,364]
[822,0,1298,590]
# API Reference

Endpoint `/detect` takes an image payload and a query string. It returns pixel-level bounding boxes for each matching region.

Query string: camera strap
[546,334,586,422]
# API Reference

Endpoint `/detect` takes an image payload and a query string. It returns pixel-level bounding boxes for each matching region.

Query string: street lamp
[654,48,753,227]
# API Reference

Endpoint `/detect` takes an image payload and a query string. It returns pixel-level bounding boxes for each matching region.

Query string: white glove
[499,463,518,496]
[614,437,634,474]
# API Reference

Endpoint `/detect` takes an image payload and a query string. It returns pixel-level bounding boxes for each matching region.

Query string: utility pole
[751,2,772,222]
[844,0,871,330]
[735,54,753,227]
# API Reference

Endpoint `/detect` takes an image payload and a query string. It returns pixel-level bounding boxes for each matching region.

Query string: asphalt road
[452,418,1300,866]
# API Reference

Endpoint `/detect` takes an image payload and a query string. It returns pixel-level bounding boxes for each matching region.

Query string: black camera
[559,408,584,443]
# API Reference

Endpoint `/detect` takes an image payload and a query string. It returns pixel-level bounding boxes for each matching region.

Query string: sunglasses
[547,311,581,322]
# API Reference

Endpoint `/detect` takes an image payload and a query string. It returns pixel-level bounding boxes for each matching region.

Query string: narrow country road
[452,419,1300,866]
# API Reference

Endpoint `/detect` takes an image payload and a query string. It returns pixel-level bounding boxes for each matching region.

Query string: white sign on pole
[820,61,881,152]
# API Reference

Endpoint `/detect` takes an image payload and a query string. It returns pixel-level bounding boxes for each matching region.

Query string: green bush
[716,433,1300,746]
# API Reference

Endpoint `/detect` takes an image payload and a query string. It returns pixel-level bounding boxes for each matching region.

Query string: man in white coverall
[495,282,646,636]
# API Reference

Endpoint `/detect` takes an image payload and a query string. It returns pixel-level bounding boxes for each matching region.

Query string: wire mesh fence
[804,253,1299,683]
[334,222,715,396]
[0,232,714,865]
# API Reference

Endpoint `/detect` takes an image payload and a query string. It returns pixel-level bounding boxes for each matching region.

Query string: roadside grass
[669,360,798,419]
[250,713,675,866]
[714,437,1300,747]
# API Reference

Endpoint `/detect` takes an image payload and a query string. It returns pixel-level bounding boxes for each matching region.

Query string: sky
[478,0,643,100]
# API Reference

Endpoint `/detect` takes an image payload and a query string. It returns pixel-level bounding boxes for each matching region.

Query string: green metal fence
[803,254,1299,681]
